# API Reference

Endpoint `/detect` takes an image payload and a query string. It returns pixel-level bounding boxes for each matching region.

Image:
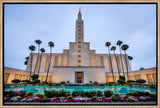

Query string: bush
[42,97,50,102]
[114,93,120,97]
[44,89,58,98]
[136,79,146,84]
[89,91,97,97]
[12,79,21,84]
[112,96,118,102]
[93,81,99,85]
[117,79,125,84]
[80,91,85,97]
[60,81,65,84]
[36,93,43,97]
[59,89,70,97]
[33,80,40,83]
[97,90,103,97]
[84,91,90,97]
[72,91,80,97]
[151,93,156,99]
[127,80,135,83]
[104,90,113,97]
[25,91,33,97]
[119,75,125,81]
[21,80,30,83]
[31,74,39,81]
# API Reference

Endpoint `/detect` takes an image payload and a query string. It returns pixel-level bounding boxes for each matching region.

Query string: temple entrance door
[75,72,84,83]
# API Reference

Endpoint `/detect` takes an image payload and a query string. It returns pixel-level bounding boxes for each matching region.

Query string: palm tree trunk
[37,53,42,75]
[29,52,33,81]
[119,46,124,76]
[108,47,114,82]
[124,51,129,79]
[34,45,40,74]
[114,51,120,77]
[45,47,52,82]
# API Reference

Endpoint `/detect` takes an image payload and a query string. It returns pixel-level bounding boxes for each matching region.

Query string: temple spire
[78,7,82,20]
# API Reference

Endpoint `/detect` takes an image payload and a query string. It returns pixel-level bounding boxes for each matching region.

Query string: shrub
[84,91,90,97]
[127,80,135,84]
[97,90,103,97]
[59,89,70,97]
[93,81,99,85]
[42,97,50,102]
[136,79,146,84]
[66,81,70,83]
[33,80,40,83]
[60,81,65,85]
[72,91,80,97]
[114,93,120,97]
[151,93,156,99]
[12,79,21,84]
[117,79,125,84]
[21,80,30,83]
[80,91,85,97]
[31,74,39,81]
[25,91,33,97]
[89,91,97,97]
[143,91,151,96]
[68,96,73,99]
[119,75,125,81]
[44,89,58,98]
[36,93,43,97]
[132,91,140,96]
[112,96,118,102]
[104,90,113,97]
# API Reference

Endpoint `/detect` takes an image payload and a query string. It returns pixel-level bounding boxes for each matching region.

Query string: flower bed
[4,90,156,103]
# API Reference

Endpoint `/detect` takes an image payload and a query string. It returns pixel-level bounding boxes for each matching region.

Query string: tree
[121,44,129,78]
[128,55,133,71]
[105,42,114,82]
[111,46,120,77]
[117,75,125,84]
[29,45,36,81]
[116,40,124,76]
[140,67,144,70]
[24,56,29,65]
[34,39,42,74]
[45,41,54,82]
[37,48,45,75]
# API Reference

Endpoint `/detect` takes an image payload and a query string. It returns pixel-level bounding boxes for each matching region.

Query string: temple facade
[4,10,156,84]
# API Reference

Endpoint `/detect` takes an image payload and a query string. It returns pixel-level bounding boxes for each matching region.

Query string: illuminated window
[54,55,58,66]
[152,73,156,83]
[146,74,153,84]
[45,55,50,72]
[4,73,10,84]
[14,74,22,80]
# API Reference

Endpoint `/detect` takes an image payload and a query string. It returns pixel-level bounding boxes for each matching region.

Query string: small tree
[31,74,39,81]
[12,79,21,84]
[117,75,125,84]
[127,80,135,86]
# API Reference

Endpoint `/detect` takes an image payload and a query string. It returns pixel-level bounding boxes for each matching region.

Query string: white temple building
[4,10,156,84]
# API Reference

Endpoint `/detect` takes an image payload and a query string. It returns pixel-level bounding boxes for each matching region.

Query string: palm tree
[37,48,45,75]
[34,39,42,74]
[29,45,36,81]
[128,56,133,71]
[116,40,124,76]
[45,41,54,82]
[105,42,114,82]
[24,56,29,65]
[111,46,120,77]
[121,44,129,78]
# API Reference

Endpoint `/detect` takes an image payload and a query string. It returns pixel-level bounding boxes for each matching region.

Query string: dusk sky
[4,4,156,71]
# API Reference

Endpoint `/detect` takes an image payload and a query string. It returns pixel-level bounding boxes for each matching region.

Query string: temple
[4,10,156,84]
